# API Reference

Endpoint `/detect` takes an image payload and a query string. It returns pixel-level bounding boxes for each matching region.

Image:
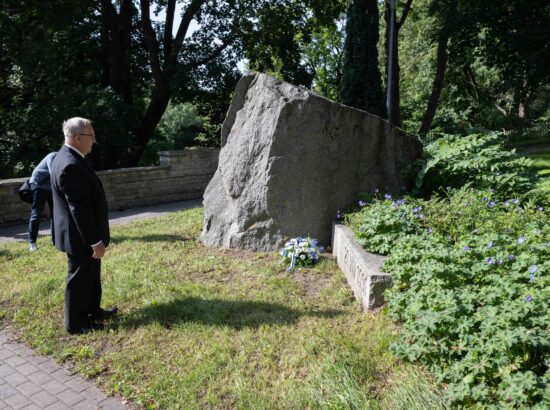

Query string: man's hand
[91,241,106,259]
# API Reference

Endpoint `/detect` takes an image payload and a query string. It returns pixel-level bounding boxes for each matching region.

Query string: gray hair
[62,117,92,139]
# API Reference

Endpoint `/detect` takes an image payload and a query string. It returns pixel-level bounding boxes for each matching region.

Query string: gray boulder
[201,72,422,251]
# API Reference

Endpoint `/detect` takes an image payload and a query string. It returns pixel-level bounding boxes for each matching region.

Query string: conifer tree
[339,0,386,117]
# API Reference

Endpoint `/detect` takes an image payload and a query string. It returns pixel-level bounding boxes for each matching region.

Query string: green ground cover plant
[0,207,444,410]
[413,132,540,199]
[348,189,549,408]
[346,134,549,408]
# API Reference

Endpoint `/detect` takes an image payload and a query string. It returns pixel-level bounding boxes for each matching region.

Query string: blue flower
[487,257,494,265]
[504,200,510,206]
[384,194,392,200]
[529,265,537,274]
[525,295,533,302]
[530,273,536,282]
[318,246,325,253]
[393,200,399,208]
[427,228,432,233]
[336,210,343,219]
[513,198,519,205]
[482,197,487,202]
[488,201,495,208]
[418,213,424,219]
[463,245,470,251]
[508,255,515,261]
[537,206,544,211]
[498,259,503,265]
[487,241,493,248]
[358,200,367,207]
[517,237,525,244]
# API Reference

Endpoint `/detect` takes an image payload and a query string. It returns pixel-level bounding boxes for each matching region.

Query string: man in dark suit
[50,117,117,334]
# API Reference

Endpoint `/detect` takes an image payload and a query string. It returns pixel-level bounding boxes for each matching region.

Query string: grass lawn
[0,207,444,409]
[527,151,550,197]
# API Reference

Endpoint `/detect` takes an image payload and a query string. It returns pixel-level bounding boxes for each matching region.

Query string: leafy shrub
[348,187,549,408]
[158,102,204,149]
[413,132,539,200]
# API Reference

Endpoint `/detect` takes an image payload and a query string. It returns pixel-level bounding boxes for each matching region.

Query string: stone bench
[332,224,392,311]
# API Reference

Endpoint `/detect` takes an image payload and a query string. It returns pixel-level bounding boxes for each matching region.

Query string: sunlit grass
[0,208,444,409]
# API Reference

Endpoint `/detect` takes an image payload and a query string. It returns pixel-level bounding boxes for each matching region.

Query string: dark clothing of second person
[28,152,57,243]
[50,145,110,333]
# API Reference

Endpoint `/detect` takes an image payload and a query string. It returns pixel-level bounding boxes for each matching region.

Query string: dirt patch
[290,269,332,300]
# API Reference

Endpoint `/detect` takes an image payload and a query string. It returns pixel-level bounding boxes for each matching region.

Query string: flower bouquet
[279,237,324,272]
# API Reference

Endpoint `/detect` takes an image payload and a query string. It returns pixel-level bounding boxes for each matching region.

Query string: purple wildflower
[463,245,470,251]
[384,194,392,200]
[513,198,519,205]
[482,197,488,202]
[358,200,367,207]
[399,199,406,205]
[518,237,525,245]
[530,265,537,274]
[393,200,399,208]
[487,257,494,265]
[427,228,433,233]
[488,201,495,208]
[508,255,515,261]
[498,259,503,265]
[530,273,536,282]
[537,207,544,211]
[488,241,493,248]
[505,200,510,206]
[525,295,533,302]
[336,210,343,219]
[418,213,424,219]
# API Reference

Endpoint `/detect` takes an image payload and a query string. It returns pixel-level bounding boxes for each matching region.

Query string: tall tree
[383,0,413,126]
[418,0,458,135]
[339,0,386,116]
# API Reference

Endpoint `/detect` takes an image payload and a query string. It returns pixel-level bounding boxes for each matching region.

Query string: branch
[140,0,164,84]
[185,35,235,69]
[397,0,414,28]
[172,0,207,60]
[164,0,176,57]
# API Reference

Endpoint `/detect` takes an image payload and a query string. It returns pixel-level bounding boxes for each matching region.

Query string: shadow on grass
[118,297,342,330]
[110,234,192,245]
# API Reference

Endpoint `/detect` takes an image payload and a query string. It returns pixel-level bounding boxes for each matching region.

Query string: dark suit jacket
[50,145,110,255]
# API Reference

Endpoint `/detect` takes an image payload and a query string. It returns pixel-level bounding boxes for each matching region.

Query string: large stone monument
[201,73,422,251]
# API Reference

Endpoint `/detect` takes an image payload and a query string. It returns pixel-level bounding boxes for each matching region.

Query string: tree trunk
[100,0,134,104]
[418,0,457,136]
[384,0,413,127]
[128,83,172,165]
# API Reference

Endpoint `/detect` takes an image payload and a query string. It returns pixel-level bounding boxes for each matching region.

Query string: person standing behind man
[27,151,57,251]
[50,117,117,334]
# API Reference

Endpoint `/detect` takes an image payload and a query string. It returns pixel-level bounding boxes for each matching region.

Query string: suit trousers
[65,252,102,333]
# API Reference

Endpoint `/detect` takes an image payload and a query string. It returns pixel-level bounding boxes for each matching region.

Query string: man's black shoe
[90,307,118,321]
[67,321,105,335]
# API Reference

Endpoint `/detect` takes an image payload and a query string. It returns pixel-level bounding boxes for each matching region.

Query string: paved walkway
[0,200,201,409]
[0,199,201,244]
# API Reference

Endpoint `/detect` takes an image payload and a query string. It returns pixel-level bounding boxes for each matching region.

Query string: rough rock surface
[201,72,422,251]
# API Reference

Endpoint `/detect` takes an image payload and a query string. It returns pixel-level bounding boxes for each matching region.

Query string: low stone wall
[0,148,219,225]
[332,224,392,310]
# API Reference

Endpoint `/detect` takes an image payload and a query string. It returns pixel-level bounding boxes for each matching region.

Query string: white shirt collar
[64,144,86,158]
